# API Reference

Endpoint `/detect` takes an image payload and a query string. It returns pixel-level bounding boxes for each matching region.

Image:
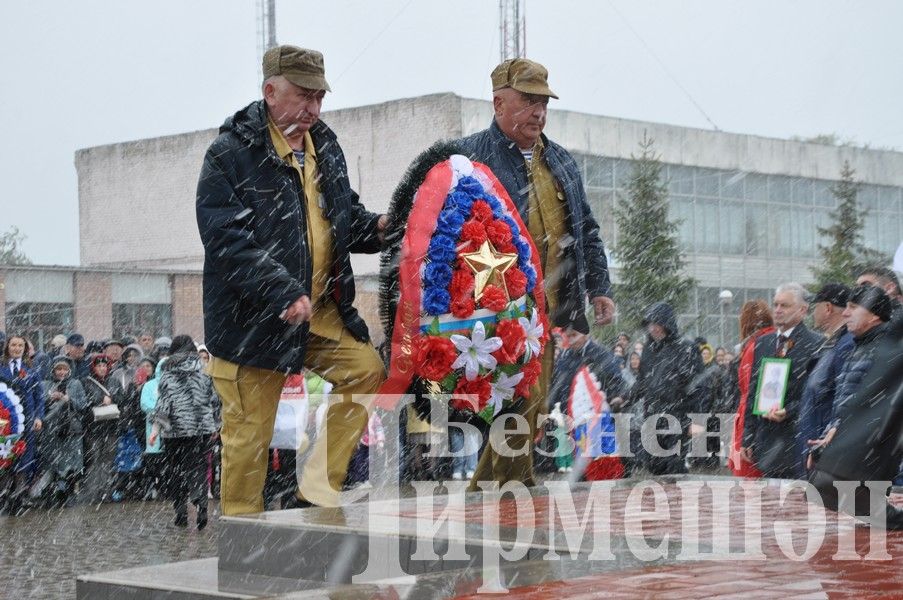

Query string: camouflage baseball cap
[491,58,558,99]
[262,45,331,92]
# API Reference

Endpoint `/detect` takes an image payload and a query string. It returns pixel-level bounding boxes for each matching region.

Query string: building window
[112,304,172,340]
[5,302,74,351]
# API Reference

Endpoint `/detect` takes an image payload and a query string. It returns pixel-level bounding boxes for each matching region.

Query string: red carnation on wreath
[522,357,542,386]
[480,285,508,312]
[459,220,487,252]
[504,268,528,299]
[449,268,476,317]
[451,297,475,318]
[493,319,527,365]
[415,336,457,381]
[486,219,513,249]
[470,200,494,223]
[449,268,475,299]
[513,358,541,399]
[0,458,11,469]
[451,375,492,412]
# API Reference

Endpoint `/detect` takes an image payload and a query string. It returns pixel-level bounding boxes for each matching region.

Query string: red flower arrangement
[415,337,457,381]
[459,220,488,252]
[480,285,508,312]
[470,200,494,223]
[504,268,528,299]
[521,357,542,386]
[451,375,492,412]
[486,220,513,249]
[493,319,527,365]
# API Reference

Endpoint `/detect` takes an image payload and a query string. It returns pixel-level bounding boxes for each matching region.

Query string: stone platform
[77,475,903,599]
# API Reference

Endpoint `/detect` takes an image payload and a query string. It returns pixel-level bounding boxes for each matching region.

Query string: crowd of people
[0,331,220,529]
[3,46,900,535]
[1,267,900,529]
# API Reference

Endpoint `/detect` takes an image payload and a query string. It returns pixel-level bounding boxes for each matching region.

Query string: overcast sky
[2,0,902,266]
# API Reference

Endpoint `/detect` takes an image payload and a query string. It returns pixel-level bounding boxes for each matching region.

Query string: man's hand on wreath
[592,296,615,326]
[33,418,42,432]
[377,214,389,243]
[281,295,312,325]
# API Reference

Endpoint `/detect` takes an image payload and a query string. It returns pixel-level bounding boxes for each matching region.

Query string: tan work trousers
[467,334,556,490]
[211,330,385,516]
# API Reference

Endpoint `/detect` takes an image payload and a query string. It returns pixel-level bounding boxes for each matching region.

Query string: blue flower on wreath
[457,176,484,197]
[436,207,466,237]
[427,234,458,264]
[424,262,453,289]
[501,215,521,238]
[522,263,537,292]
[446,190,475,216]
[484,195,505,219]
[423,286,451,315]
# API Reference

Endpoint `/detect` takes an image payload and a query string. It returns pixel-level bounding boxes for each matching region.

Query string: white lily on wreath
[450,321,503,380]
[519,310,544,361]
[489,371,524,417]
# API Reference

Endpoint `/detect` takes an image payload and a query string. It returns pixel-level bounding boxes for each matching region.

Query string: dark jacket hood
[642,302,678,338]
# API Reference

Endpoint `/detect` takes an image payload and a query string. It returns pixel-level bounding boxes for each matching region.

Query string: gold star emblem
[460,240,518,302]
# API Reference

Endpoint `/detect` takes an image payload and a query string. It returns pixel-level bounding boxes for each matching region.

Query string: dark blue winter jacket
[798,326,854,466]
[457,121,612,324]
[828,322,890,432]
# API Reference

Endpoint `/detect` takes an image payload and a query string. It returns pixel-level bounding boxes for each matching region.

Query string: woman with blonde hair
[727,300,774,477]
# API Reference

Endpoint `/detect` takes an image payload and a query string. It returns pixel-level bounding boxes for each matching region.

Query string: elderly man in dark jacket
[457,58,614,488]
[628,302,703,475]
[798,283,854,473]
[808,292,903,530]
[196,45,387,515]
[810,284,894,446]
[742,283,822,479]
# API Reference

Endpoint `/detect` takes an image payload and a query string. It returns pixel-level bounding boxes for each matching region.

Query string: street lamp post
[719,289,734,348]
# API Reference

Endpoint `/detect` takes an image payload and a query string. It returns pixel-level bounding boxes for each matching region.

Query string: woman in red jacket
[728,300,774,478]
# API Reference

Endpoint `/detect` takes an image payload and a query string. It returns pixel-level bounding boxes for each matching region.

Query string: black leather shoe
[174,512,188,527]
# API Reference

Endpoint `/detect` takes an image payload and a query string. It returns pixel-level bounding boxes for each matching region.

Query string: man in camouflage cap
[197,45,388,515]
[455,58,615,489]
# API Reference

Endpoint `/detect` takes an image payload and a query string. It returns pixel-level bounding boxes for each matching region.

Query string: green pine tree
[613,134,695,334]
[811,161,887,287]
[0,226,31,265]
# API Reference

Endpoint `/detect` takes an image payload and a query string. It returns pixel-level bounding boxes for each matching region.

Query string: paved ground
[7,469,902,599]
[1,499,220,599]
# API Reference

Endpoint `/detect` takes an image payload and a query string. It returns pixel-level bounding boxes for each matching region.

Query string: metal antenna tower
[499,0,526,61]
[256,0,278,72]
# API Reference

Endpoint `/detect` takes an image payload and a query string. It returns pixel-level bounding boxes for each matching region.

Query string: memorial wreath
[378,142,548,423]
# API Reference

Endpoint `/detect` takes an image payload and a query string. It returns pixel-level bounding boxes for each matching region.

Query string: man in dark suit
[741,282,822,479]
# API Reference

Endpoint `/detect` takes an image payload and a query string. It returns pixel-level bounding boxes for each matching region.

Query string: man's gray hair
[775,282,809,305]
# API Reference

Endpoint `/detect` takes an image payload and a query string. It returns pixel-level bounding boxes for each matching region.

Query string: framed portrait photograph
[753,358,791,415]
